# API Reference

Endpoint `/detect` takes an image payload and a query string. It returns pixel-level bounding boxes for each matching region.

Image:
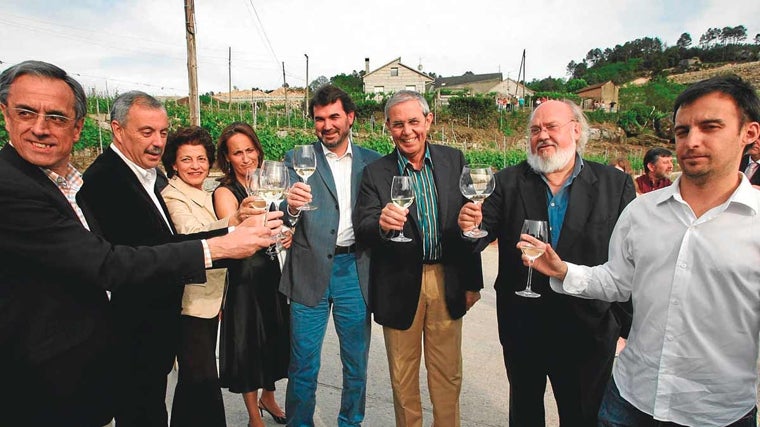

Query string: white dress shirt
[322,141,354,247]
[551,174,760,426]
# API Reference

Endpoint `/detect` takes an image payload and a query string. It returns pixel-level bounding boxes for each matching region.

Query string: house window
[374,86,384,94]
[390,67,399,77]
[405,85,416,91]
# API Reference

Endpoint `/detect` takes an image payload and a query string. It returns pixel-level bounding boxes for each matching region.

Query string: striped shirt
[396,145,441,262]
[41,164,90,230]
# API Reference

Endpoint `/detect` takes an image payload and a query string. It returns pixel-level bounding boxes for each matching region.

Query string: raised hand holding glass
[390,175,414,243]
[516,219,548,298]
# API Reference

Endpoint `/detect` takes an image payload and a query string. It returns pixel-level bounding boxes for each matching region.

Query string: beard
[526,141,576,174]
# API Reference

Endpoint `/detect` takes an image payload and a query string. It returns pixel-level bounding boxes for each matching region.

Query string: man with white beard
[458,99,635,426]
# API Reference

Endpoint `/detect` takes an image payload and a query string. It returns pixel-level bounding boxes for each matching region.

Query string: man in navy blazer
[0,61,275,427]
[281,85,381,426]
[354,90,483,427]
[459,100,634,426]
[739,138,760,187]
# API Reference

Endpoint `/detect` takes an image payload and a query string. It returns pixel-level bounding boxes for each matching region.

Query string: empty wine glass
[459,164,495,238]
[390,175,415,243]
[516,219,548,298]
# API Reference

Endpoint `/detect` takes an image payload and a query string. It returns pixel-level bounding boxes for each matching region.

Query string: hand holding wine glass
[293,145,318,211]
[515,220,548,298]
[459,164,495,238]
[389,175,415,243]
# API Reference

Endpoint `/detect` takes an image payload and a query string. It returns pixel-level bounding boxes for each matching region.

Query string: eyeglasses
[7,107,74,128]
[529,119,576,136]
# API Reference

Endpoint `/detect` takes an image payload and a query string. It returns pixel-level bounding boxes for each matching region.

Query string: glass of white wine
[516,219,548,298]
[259,160,288,258]
[390,175,414,243]
[245,168,268,210]
[293,144,318,211]
[459,164,495,238]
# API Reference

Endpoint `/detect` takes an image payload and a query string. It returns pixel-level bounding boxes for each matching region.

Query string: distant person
[610,157,633,175]
[213,122,290,427]
[523,74,760,427]
[78,91,280,426]
[634,147,673,194]
[355,90,483,427]
[458,99,634,426]
[281,85,382,426]
[739,138,760,187]
[0,60,277,427]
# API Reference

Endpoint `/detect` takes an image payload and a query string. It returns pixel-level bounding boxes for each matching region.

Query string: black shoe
[258,399,287,425]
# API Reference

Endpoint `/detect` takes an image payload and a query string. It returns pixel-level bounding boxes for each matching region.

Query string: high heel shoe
[258,399,287,424]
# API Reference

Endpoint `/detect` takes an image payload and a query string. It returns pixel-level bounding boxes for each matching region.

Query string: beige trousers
[383,264,463,427]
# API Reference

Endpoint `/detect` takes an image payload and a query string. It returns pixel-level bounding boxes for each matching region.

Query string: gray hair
[384,90,430,120]
[529,99,589,154]
[0,60,87,121]
[110,90,165,126]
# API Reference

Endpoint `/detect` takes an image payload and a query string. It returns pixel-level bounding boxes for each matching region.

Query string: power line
[242,0,280,66]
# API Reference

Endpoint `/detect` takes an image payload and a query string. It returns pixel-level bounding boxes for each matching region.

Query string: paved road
[166,244,566,426]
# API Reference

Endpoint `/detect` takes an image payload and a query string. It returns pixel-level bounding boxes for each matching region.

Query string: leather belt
[334,244,356,255]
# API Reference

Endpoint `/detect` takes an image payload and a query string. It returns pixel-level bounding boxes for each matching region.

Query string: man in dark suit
[739,138,760,187]
[0,61,276,427]
[281,85,381,426]
[354,90,483,427]
[77,91,275,426]
[458,99,635,426]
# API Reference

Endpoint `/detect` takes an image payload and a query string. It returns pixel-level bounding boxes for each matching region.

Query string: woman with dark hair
[161,125,253,427]
[214,122,290,427]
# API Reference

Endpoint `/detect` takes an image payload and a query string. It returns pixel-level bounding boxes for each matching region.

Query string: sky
[1,0,759,97]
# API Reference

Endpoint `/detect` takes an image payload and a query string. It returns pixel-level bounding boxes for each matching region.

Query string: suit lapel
[518,165,549,223]
[314,142,338,203]
[429,145,453,229]
[555,165,598,254]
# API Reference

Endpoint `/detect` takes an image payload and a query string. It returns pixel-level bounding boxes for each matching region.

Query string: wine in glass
[515,219,548,298]
[293,144,318,211]
[390,175,415,243]
[245,168,268,209]
[459,164,495,238]
[259,160,287,258]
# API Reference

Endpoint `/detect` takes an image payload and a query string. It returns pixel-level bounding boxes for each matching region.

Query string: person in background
[524,74,760,427]
[213,122,290,427]
[739,138,760,187]
[610,157,633,175]
[281,85,382,426]
[355,90,483,427]
[458,99,634,426]
[634,147,673,194]
[0,60,277,427]
[161,126,241,427]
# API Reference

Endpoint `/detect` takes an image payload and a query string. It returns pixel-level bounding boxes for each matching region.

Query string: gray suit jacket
[279,141,382,307]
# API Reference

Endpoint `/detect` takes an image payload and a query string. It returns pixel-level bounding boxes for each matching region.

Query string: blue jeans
[598,377,757,427]
[286,254,371,427]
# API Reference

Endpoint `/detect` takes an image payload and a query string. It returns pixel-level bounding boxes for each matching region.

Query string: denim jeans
[286,253,371,427]
[598,377,757,427]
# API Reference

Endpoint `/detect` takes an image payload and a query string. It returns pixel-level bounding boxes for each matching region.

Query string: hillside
[668,60,760,87]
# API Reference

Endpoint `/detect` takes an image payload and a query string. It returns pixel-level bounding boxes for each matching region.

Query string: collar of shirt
[110,144,158,189]
[656,172,758,216]
[40,163,90,230]
[321,139,353,161]
[396,143,433,174]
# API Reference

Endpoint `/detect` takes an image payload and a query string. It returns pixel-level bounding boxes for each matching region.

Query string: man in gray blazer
[281,85,381,426]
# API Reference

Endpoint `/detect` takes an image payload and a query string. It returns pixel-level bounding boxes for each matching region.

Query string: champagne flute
[390,175,415,243]
[516,219,548,298]
[293,144,318,211]
[459,164,495,238]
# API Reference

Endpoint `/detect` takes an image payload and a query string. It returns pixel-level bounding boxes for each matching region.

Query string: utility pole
[184,0,200,126]
[304,53,309,118]
[282,61,290,127]
[228,47,232,110]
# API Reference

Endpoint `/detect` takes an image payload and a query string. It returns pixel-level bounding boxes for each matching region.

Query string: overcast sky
[1,0,758,96]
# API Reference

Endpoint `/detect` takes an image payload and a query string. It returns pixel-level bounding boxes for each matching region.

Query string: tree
[566,60,578,77]
[755,33,760,45]
[676,32,692,49]
[566,78,588,93]
[585,48,603,66]
[330,71,363,94]
[309,75,329,92]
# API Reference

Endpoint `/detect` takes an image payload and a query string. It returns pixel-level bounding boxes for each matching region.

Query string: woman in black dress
[213,122,290,427]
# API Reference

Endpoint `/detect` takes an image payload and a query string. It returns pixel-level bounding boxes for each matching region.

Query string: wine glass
[244,168,267,209]
[259,160,287,258]
[390,175,415,243]
[293,144,318,211]
[515,219,548,298]
[459,164,495,238]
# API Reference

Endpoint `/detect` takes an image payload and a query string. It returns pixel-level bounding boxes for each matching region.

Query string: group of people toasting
[2,58,760,427]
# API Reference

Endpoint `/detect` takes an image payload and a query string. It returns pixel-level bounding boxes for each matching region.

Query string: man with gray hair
[458,99,634,426]
[355,90,483,426]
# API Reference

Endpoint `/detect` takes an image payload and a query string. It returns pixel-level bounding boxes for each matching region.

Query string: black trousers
[170,315,226,427]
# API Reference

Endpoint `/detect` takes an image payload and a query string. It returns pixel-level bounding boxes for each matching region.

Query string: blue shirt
[540,154,583,248]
